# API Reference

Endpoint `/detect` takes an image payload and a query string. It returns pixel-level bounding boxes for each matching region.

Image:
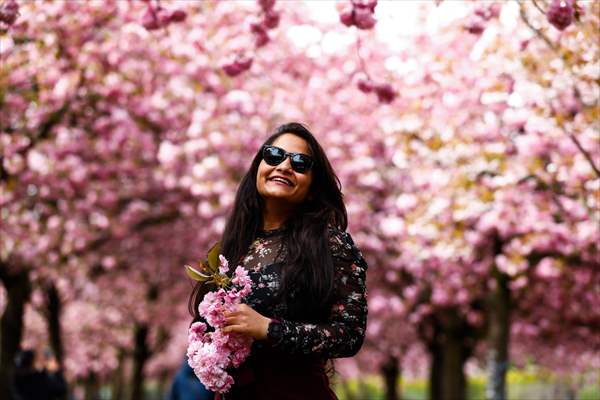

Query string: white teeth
[270,177,292,186]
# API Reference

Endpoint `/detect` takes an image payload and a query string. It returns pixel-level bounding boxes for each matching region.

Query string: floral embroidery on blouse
[240,227,368,360]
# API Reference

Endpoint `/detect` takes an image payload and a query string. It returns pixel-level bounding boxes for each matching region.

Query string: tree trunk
[84,373,99,400]
[441,331,467,400]
[0,268,31,400]
[43,282,68,400]
[45,282,64,364]
[428,311,470,400]
[130,323,150,400]
[156,369,170,400]
[111,349,126,400]
[485,269,511,400]
[428,341,442,400]
[381,354,400,400]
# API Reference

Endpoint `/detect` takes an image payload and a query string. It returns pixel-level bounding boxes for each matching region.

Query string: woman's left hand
[222,304,271,340]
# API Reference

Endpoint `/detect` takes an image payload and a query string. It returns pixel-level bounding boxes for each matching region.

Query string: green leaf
[207,242,221,272]
[185,264,211,281]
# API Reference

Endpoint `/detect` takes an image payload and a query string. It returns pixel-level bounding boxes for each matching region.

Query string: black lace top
[241,226,369,359]
[221,227,368,399]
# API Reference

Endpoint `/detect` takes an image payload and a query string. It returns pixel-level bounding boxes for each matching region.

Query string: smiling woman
[188,122,369,399]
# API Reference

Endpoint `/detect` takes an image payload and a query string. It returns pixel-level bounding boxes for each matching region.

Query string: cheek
[256,163,269,187]
[297,175,312,197]
[257,161,266,177]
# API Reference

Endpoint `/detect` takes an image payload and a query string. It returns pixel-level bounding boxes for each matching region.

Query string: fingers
[224,315,242,325]
[222,314,249,334]
[222,324,243,334]
[223,304,248,317]
[221,304,261,337]
[224,312,252,327]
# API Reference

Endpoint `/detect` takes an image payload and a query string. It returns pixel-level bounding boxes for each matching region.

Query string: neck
[262,201,293,230]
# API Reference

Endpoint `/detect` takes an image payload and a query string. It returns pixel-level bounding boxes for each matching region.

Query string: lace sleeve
[266,229,368,359]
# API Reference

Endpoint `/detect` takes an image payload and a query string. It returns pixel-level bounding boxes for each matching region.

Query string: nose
[275,156,293,173]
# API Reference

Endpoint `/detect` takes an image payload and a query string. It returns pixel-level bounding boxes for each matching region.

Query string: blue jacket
[166,359,213,400]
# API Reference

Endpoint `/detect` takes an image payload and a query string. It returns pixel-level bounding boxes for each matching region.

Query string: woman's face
[256,133,313,209]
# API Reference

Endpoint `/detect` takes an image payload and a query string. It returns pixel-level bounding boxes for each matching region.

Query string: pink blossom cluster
[187,257,253,393]
[464,3,501,35]
[546,0,575,31]
[339,0,394,104]
[251,0,280,48]
[357,77,396,104]
[221,54,254,78]
[0,0,18,27]
[338,0,378,30]
[141,2,187,31]
[221,0,280,77]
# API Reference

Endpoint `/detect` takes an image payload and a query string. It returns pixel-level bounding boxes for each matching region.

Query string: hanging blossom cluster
[140,0,187,31]
[336,0,397,104]
[221,54,254,78]
[186,255,253,393]
[357,77,397,104]
[252,0,280,48]
[221,0,280,77]
[464,2,501,35]
[0,0,19,28]
[546,0,577,31]
[338,0,378,30]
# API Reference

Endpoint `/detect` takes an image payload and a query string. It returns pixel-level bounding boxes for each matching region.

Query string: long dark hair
[189,122,347,322]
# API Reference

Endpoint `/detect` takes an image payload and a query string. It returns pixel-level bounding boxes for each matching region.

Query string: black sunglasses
[261,145,314,174]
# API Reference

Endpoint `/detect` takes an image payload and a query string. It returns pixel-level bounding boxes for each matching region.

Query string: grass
[333,369,600,400]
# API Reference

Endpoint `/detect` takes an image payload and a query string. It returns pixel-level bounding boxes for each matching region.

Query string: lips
[268,176,294,186]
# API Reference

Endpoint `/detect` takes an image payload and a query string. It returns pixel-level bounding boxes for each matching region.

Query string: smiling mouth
[268,176,293,186]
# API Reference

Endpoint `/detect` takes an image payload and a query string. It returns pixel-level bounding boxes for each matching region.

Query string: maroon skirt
[216,347,337,400]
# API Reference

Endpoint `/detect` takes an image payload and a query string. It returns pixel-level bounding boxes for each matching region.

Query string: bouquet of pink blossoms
[185,244,253,393]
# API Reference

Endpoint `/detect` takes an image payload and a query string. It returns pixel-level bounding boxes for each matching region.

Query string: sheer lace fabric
[240,227,369,359]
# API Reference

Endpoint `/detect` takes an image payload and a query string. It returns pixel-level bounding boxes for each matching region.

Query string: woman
[11,349,67,400]
[167,357,213,400]
[189,122,368,399]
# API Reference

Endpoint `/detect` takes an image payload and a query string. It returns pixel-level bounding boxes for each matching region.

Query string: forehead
[271,133,311,155]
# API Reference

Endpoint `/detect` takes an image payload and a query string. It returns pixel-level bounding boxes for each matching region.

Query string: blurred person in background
[188,122,369,399]
[11,348,67,400]
[166,358,213,400]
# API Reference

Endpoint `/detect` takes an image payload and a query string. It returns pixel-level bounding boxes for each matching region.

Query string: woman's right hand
[222,303,271,340]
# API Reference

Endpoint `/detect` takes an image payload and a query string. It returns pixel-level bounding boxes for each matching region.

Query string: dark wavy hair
[189,122,347,322]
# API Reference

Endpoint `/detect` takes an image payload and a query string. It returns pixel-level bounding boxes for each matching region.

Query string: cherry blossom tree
[1,1,598,400]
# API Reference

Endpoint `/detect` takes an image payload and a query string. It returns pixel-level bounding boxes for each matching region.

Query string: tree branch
[530,0,547,16]
[70,210,181,258]
[518,1,558,52]
[566,131,600,178]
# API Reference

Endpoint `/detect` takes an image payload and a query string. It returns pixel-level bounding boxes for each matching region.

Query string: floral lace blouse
[240,226,369,360]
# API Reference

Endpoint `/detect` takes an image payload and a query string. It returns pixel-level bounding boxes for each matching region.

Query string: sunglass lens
[263,146,284,166]
[291,154,310,173]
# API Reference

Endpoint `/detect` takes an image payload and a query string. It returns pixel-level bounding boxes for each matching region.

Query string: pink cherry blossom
[187,259,253,393]
[547,0,575,30]
[0,0,19,26]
